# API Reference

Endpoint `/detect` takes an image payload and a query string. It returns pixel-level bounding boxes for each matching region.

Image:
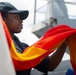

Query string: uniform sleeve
[34,56,49,74]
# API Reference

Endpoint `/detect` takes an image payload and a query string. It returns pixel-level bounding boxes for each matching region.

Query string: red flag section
[1,13,76,74]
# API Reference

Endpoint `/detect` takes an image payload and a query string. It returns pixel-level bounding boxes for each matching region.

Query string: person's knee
[66,68,75,75]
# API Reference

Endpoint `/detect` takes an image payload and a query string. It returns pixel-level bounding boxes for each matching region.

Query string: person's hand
[59,39,68,51]
[64,38,68,45]
[60,42,67,48]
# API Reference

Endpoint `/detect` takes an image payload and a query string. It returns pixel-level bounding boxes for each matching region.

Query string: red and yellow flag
[1,13,76,74]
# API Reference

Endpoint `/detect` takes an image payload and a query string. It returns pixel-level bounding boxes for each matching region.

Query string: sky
[0,0,76,45]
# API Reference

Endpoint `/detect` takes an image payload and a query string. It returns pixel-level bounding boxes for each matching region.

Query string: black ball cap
[0,2,29,20]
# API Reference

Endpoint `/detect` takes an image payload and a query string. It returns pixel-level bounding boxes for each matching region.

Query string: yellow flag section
[0,14,16,75]
[1,13,76,74]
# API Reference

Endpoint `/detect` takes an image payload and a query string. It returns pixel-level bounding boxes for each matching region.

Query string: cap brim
[7,10,29,20]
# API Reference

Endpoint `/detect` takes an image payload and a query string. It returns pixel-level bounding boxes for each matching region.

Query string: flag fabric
[1,13,76,74]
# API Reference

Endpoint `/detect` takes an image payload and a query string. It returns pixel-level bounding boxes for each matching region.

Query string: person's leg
[66,68,75,75]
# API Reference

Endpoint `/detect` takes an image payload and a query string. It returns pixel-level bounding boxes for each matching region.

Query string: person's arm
[48,42,67,71]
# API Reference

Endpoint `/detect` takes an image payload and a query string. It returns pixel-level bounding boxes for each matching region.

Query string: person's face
[3,13,23,34]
